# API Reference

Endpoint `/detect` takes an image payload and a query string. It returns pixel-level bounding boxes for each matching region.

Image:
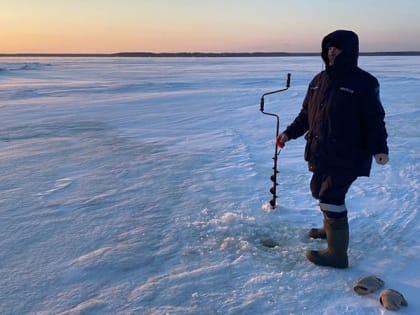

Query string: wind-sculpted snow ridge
[0,61,52,72]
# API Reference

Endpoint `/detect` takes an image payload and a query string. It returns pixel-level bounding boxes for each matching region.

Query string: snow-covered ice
[0,56,418,314]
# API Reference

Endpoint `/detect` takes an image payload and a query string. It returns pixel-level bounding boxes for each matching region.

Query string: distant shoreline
[1,51,420,57]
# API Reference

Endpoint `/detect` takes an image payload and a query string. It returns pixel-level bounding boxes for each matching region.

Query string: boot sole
[305,250,348,269]
[308,228,327,239]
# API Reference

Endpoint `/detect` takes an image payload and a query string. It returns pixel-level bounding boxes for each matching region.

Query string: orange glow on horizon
[1,1,419,54]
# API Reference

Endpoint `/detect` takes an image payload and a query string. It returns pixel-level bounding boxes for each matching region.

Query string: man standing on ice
[277,30,389,268]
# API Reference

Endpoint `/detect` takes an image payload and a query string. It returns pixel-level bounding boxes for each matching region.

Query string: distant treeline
[1,51,420,57]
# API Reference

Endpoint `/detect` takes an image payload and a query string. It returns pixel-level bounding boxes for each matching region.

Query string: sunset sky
[2,0,420,53]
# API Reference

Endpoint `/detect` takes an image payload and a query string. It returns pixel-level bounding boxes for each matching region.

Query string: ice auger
[260,73,291,209]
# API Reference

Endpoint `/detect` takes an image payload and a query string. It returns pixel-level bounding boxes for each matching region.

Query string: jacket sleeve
[283,86,310,139]
[362,80,389,155]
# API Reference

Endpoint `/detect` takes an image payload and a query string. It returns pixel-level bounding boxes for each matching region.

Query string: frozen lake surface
[0,56,419,314]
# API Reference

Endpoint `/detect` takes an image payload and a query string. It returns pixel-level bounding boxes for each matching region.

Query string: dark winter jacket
[283,30,388,176]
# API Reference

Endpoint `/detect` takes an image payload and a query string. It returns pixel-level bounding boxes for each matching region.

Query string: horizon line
[1,51,420,57]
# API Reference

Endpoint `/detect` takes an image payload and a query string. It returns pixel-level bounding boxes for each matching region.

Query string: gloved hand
[379,289,408,311]
[353,275,384,295]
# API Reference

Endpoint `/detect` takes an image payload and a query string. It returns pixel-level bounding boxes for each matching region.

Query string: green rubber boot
[306,216,349,268]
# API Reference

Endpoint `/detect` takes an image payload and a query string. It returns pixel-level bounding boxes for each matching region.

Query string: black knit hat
[325,40,340,49]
